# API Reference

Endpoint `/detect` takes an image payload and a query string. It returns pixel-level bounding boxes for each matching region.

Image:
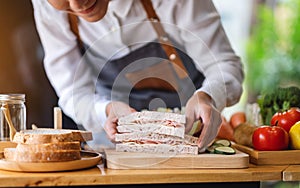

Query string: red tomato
[271,107,300,133]
[252,126,289,151]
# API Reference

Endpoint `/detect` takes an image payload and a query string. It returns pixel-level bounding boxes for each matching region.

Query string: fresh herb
[257,86,300,124]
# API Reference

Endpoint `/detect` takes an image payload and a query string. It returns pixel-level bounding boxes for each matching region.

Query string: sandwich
[115,111,199,155]
[4,128,93,162]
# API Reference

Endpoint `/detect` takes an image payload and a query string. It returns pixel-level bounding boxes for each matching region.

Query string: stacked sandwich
[115,111,199,155]
[4,129,93,162]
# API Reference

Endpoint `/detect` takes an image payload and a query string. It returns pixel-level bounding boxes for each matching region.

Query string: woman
[31,0,244,151]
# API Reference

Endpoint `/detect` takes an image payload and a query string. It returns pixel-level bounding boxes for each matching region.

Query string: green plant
[246,0,300,96]
[258,86,300,124]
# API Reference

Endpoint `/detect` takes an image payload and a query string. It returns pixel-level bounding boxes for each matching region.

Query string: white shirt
[31,0,244,140]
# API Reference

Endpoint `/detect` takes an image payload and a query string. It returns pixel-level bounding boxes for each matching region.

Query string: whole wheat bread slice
[13,128,92,144]
[15,141,81,152]
[4,148,81,162]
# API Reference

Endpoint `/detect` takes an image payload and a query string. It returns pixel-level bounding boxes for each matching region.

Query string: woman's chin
[81,14,104,22]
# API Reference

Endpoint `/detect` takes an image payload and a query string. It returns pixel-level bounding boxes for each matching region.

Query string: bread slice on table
[4,148,81,162]
[4,128,93,163]
[15,141,81,152]
[13,128,93,144]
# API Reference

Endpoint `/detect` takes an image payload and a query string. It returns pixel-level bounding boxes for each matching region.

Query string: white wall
[212,0,254,119]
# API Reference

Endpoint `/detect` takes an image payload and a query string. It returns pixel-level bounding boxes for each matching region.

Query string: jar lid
[0,94,25,101]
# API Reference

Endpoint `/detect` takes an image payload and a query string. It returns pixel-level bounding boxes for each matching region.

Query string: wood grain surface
[105,149,249,169]
[283,165,300,181]
[232,143,300,165]
[0,163,288,187]
[0,142,292,187]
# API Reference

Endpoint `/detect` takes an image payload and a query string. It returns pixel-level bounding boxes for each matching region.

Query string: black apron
[97,40,205,111]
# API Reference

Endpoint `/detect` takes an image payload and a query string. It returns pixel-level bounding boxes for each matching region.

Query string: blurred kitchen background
[0,0,299,187]
[0,1,77,129]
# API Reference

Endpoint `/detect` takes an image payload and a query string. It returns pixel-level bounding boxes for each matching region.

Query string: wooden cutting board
[105,149,249,169]
[233,143,300,165]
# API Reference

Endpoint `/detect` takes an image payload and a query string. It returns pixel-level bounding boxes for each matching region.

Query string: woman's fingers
[104,116,118,142]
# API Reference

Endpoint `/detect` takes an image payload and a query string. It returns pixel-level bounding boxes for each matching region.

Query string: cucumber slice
[214,146,236,155]
[214,139,231,147]
[206,143,223,153]
[205,146,215,154]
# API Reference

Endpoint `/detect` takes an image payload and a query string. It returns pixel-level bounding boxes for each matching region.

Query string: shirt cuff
[195,81,227,112]
[94,100,111,128]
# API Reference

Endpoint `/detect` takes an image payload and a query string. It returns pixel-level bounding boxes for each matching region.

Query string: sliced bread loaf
[6,128,93,163]
[4,148,81,162]
[15,141,81,152]
[13,128,92,144]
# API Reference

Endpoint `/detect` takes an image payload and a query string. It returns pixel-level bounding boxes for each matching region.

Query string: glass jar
[0,94,26,141]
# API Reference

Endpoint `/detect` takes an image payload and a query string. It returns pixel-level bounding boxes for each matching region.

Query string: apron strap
[140,0,188,79]
[67,0,188,78]
[68,13,85,54]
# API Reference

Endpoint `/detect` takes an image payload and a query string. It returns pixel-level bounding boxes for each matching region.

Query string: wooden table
[0,164,287,187]
[283,165,300,181]
[0,141,292,187]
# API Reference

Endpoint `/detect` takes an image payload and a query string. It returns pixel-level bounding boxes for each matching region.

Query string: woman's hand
[104,101,136,142]
[185,92,222,150]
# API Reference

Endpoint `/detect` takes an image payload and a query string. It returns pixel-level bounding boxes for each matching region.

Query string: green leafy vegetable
[258,86,300,124]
